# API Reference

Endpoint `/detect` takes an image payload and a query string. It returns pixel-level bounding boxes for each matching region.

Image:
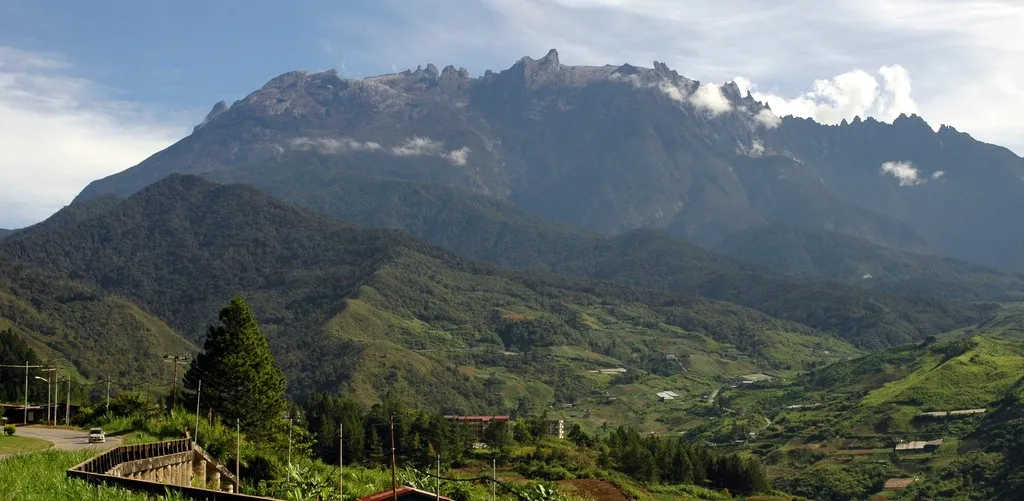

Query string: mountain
[73,50,1024,271]
[56,170,996,349]
[0,252,194,386]
[194,167,994,348]
[0,229,12,239]
[716,225,1024,301]
[4,175,866,411]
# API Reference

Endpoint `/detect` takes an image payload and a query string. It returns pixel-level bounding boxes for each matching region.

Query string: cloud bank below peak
[288,135,471,166]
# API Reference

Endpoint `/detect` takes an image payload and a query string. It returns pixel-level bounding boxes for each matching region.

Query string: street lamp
[34,376,49,425]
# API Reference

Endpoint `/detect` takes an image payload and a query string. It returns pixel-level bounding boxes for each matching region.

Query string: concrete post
[209,470,221,491]
[192,459,207,488]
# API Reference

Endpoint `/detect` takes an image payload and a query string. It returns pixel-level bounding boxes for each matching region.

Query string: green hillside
[666,308,1024,500]
[0,252,194,389]
[0,175,857,416]
[203,166,995,349]
[717,224,1024,301]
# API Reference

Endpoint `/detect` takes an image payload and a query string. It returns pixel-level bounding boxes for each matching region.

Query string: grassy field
[0,435,51,456]
[0,449,189,501]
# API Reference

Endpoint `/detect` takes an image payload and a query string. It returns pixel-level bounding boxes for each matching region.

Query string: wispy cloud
[442,146,471,166]
[391,136,443,156]
[0,46,194,228]
[323,0,1024,155]
[290,137,382,153]
[881,161,928,186]
[288,135,472,166]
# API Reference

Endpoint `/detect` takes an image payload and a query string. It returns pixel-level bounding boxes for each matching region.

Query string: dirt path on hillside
[563,479,631,501]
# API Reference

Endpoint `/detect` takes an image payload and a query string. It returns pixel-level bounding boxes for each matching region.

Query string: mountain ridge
[74,50,961,258]
[716,224,1024,301]
[8,174,870,408]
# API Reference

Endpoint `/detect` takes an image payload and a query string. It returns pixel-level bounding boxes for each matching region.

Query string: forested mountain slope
[0,252,193,386]
[2,175,861,410]
[717,224,1024,301]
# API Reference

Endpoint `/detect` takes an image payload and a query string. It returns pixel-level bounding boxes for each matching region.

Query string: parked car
[88,428,105,443]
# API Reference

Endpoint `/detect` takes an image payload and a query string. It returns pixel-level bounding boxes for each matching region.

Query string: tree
[183,296,287,441]
[483,419,513,450]
[0,328,42,403]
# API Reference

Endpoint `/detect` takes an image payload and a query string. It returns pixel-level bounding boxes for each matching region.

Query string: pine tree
[184,296,287,441]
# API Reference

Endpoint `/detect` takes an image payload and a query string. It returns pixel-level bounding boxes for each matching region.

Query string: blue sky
[1,0,1022,227]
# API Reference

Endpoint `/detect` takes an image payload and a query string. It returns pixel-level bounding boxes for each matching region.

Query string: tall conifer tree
[184,296,286,440]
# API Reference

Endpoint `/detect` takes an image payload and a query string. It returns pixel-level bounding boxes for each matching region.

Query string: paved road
[15,426,122,451]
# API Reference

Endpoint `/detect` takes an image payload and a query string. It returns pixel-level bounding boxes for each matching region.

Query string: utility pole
[436,454,440,501]
[339,423,344,500]
[390,414,398,501]
[235,419,240,492]
[194,380,202,442]
[164,355,188,411]
[24,362,28,425]
[0,363,44,424]
[105,377,111,414]
[53,369,59,425]
[492,459,496,501]
[20,362,44,424]
[33,376,50,426]
[65,374,71,425]
[288,418,293,467]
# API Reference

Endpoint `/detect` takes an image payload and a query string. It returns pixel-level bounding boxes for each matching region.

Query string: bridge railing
[66,438,277,501]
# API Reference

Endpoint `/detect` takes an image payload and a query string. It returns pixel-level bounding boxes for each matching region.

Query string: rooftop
[884,478,919,490]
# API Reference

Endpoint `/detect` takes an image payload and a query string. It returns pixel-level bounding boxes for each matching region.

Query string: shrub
[3,424,15,436]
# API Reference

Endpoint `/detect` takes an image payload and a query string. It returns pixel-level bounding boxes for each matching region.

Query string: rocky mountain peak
[193,100,230,133]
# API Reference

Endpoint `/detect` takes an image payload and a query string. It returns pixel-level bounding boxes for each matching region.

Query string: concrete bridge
[67,437,277,500]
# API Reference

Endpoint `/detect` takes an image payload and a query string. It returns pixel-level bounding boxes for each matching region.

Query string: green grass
[0,449,189,500]
[0,435,51,455]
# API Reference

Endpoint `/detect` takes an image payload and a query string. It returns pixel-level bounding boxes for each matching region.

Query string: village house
[443,415,509,440]
[359,486,453,501]
[894,439,943,452]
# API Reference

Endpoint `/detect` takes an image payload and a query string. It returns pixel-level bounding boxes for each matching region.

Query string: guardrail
[66,438,279,501]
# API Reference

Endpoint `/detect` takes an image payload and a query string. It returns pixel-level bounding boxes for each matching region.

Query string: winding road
[14,426,122,451]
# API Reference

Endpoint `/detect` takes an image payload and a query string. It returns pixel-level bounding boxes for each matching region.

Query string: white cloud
[688,83,731,116]
[328,0,1024,155]
[289,137,382,153]
[881,161,927,186]
[0,46,193,228]
[748,140,765,157]
[442,146,471,166]
[932,170,945,179]
[391,136,443,156]
[658,82,686,102]
[753,108,781,129]
[741,65,919,125]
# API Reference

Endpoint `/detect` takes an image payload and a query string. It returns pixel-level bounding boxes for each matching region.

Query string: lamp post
[34,376,49,425]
